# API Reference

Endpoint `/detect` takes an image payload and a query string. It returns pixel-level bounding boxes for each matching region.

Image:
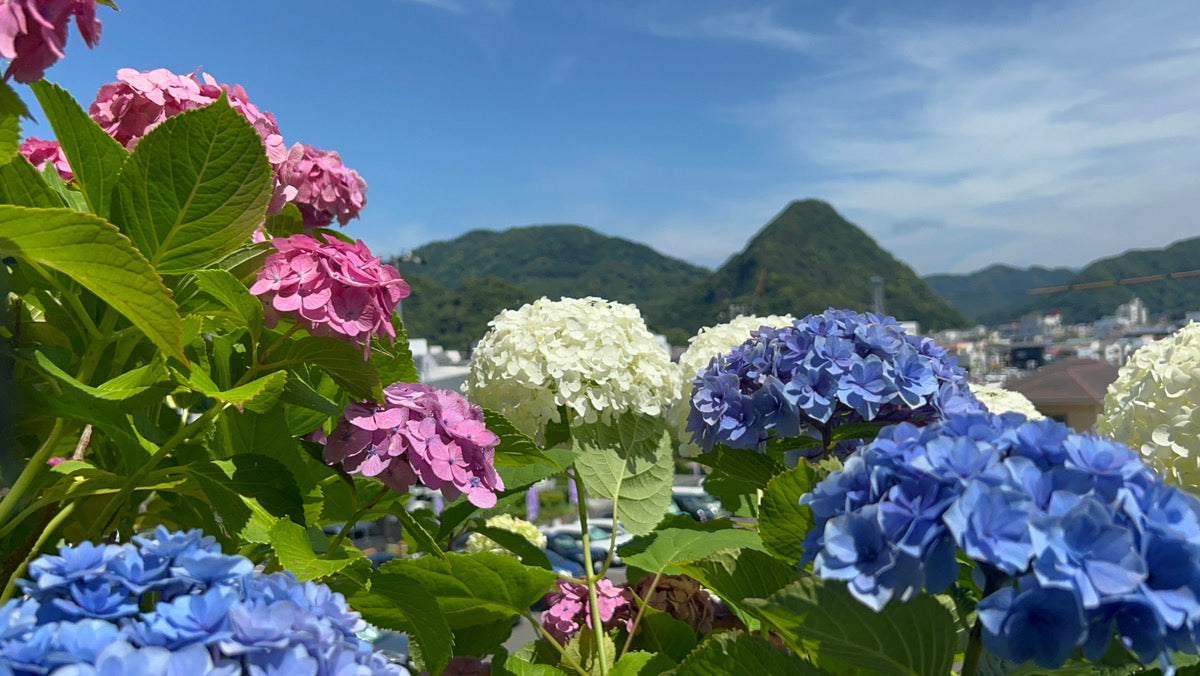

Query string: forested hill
[391,224,711,311]
[973,236,1200,325]
[648,200,968,336]
[924,264,1076,323]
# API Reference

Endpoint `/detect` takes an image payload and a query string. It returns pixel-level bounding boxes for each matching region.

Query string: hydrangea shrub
[0,0,101,83]
[466,514,545,556]
[969,382,1044,420]
[1098,322,1200,487]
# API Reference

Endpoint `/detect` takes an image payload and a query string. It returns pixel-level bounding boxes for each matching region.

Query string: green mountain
[651,199,969,336]
[924,264,1076,323]
[976,236,1200,325]
[392,224,711,311]
[396,272,535,352]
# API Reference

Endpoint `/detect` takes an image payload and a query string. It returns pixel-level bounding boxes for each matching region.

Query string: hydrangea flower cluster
[802,412,1200,671]
[1097,322,1200,487]
[269,143,368,228]
[87,67,368,226]
[0,526,406,675]
[17,136,72,180]
[323,382,505,508]
[250,233,409,356]
[0,0,101,83]
[466,514,546,557]
[669,314,795,456]
[463,297,678,444]
[541,579,633,643]
[686,309,981,453]
[89,68,287,165]
[969,382,1043,420]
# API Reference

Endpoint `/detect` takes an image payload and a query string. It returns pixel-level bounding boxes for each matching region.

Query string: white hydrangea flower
[466,514,547,557]
[968,383,1044,420]
[668,314,796,456]
[464,297,678,443]
[1097,322,1200,487]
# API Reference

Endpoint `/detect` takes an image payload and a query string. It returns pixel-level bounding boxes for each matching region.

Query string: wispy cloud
[633,1,815,53]
[392,0,511,16]
[393,0,466,15]
[635,1,1200,274]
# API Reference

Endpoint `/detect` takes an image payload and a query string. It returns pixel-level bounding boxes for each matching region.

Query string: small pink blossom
[542,579,634,643]
[17,136,72,180]
[46,456,66,467]
[0,0,101,84]
[270,142,367,228]
[323,383,504,508]
[249,233,409,356]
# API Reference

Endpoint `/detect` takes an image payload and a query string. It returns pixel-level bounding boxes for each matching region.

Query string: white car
[541,521,633,567]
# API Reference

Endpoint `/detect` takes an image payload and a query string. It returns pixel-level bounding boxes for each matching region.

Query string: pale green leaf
[268,518,365,580]
[742,578,957,676]
[370,315,418,384]
[573,412,674,535]
[472,524,552,570]
[618,525,766,577]
[188,367,286,413]
[392,506,449,561]
[610,651,677,676]
[674,632,827,676]
[495,655,570,676]
[562,629,615,676]
[286,335,380,401]
[0,112,19,166]
[0,205,185,362]
[673,548,798,606]
[349,569,454,675]
[40,162,89,211]
[192,269,263,343]
[30,80,127,218]
[0,155,60,207]
[109,95,272,273]
[758,465,818,565]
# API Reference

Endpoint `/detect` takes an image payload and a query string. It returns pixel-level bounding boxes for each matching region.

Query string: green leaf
[674,632,827,676]
[268,518,365,580]
[192,269,264,343]
[225,454,305,523]
[634,607,697,663]
[472,524,553,570]
[109,95,272,273]
[377,552,558,629]
[562,629,615,676]
[610,651,677,676]
[369,315,418,384]
[0,112,19,167]
[618,525,766,577]
[286,335,381,401]
[573,412,674,536]
[280,370,342,416]
[673,548,798,607]
[0,80,31,120]
[495,655,570,676]
[696,445,785,490]
[27,348,169,402]
[40,161,89,211]
[188,368,286,413]
[487,407,558,467]
[262,202,304,237]
[0,205,185,363]
[392,506,449,561]
[742,578,957,676]
[30,80,128,218]
[19,384,142,458]
[0,155,61,207]
[758,465,818,565]
[349,569,454,675]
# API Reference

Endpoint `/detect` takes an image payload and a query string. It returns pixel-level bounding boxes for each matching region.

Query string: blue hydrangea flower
[802,411,1200,672]
[686,308,983,454]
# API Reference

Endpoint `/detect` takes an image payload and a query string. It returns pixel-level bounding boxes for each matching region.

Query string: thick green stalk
[0,419,67,526]
[572,470,610,675]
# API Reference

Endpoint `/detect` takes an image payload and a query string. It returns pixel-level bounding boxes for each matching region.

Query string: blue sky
[18,0,1200,274]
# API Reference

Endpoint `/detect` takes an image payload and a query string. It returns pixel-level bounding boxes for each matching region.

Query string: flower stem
[0,502,75,603]
[0,419,67,527]
[572,470,610,675]
[324,485,391,558]
[524,610,590,676]
[620,571,662,659]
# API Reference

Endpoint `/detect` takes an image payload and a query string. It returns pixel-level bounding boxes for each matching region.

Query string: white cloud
[391,0,511,15]
[633,1,816,52]
[636,0,1200,274]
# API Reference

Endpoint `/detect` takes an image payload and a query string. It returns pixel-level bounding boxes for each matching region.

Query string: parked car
[541,522,632,568]
[670,486,727,521]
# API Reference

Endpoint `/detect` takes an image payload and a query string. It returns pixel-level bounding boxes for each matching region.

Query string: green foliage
[925,263,1076,323]
[618,523,767,578]
[351,568,455,675]
[674,632,827,676]
[573,412,675,536]
[758,464,819,564]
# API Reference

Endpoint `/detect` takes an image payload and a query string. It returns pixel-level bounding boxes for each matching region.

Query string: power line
[1026,269,1200,294]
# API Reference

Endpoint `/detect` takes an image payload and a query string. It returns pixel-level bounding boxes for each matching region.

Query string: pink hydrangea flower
[18,136,72,180]
[270,142,368,228]
[249,233,409,356]
[88,67,286,166]
[542,579,634,643]
[0,0,101,84]
[323,383,505,508]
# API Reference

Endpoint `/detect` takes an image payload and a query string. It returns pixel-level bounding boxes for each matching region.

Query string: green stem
[523,610,590,676]
[572,470,610,676]
[0,502,75,603]
[620,571,662,659]
[89,402,229,538]
[962,573,1003,676]
[0,419,67,526]
[259,322,302,364]
[324,486,390,558]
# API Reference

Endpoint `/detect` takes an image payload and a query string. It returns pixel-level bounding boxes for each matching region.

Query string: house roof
[1005,357,1119,406]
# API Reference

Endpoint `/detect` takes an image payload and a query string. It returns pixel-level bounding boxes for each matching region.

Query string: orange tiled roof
[1005,358,1119,405]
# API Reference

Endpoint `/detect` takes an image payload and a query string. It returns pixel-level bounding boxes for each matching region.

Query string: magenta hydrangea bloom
[323,383,505,508]
[542,579,634,643]
[18,136,72,180]
[270,142,368,227]
[0,0,101,84]
[249,233,409,356]
[88,67,287,166]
